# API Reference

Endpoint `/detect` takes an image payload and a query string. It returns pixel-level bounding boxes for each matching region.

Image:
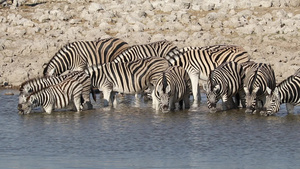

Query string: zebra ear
[266,87,272,95]
[273,87,280,98]
[203,83,208,92]
[49,68,56,76]
[165,85,171,94]
[214,85,220,92]
[253,87,260,93]
[243,87,249,94]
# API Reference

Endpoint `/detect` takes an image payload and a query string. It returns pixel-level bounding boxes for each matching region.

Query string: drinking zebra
[18,77,84,114]
[164,45,250,101]
[19,71,93,110]
[203,61,246,113]
[43,37,129,76]
[263,68,300,116]
[152,66,191,113]
[113,40,177,63]
[243,62,276,114]
[85,57,171,106]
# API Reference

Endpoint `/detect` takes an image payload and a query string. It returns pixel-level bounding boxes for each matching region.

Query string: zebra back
[113,40,177,63]
[43,37,128,76]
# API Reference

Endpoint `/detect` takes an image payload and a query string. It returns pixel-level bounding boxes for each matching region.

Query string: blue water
[0,89,300,169]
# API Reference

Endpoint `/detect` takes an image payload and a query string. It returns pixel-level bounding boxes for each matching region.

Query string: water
[1,89,300,169]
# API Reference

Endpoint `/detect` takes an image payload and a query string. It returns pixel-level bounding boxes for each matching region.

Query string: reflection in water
[0,89,300,169]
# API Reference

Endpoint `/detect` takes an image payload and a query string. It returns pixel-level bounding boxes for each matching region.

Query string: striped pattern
[165,45,250,101]
[113,40,177,63]
[204,61,245,113]
[152,66,191,112]
[43,37,129,76]
[19,71,92,109]
[243,62,276,114]
[85,57,170,106]
[264,68,300,115]
[18,78,84,114]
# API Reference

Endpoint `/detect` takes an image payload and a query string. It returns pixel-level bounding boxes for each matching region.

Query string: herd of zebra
[17,37,300,116]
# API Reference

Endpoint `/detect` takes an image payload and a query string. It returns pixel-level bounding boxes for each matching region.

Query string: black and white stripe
[243,62,276,114]
[264,68,300,115]
[203,61,245,113]
[43,37,129,76]
[152,66,191,112]
[85,57,170,106]
[19,71,93,109]
[18,77,84,114]
[113,40,177,63]
[164,45,250,101]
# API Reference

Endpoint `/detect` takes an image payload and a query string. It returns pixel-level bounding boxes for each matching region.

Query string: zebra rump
[203,61,245,113]
[152,66,191,112]
[165,44,250,102]
[43,37,129,76]
[18,78,84,114]
[264,68,300,115]
[243,62,276,115]
[85,57,171,106]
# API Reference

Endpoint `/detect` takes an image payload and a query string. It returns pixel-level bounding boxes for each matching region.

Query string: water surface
[0,89,300,169]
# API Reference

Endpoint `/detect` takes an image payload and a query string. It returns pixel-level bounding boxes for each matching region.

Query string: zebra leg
[286,103,295,114]
[43,104,54,114]
[169,97,176,111]
[102,89,112,107]
[190,74,200,102]
[73,94,82,112]
[151,90,159,110]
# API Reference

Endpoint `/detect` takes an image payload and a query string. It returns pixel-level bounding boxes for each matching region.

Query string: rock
[88,3,103,13]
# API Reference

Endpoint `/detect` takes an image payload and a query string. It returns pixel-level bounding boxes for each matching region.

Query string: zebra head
[244,86,260,113]
[204,83,220,113]
[18,95,38,114]
[262,87,280,116]
[156,74,172,113]
[18,85,32,104]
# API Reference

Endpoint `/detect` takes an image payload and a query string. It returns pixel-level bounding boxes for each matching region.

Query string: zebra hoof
[245,109,253,114]
[209,108,217,113]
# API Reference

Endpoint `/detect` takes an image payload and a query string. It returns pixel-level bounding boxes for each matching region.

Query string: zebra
[113,40,177,63]
[243,62,276,114]
[263,68,300,116]
[43,37,129,76]
[152,66,191,112]
[85,57,170,106]
[19,71,93,110]
[203,61,246,113]
[18,77,84,114]
[164,45,250,102]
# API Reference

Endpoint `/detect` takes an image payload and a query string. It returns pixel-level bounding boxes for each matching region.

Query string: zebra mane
[19,76,52,92]
[248,64,262,93]
[162,72,168,93]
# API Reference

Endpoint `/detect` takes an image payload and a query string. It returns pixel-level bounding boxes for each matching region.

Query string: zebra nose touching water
[263,68,300,116]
